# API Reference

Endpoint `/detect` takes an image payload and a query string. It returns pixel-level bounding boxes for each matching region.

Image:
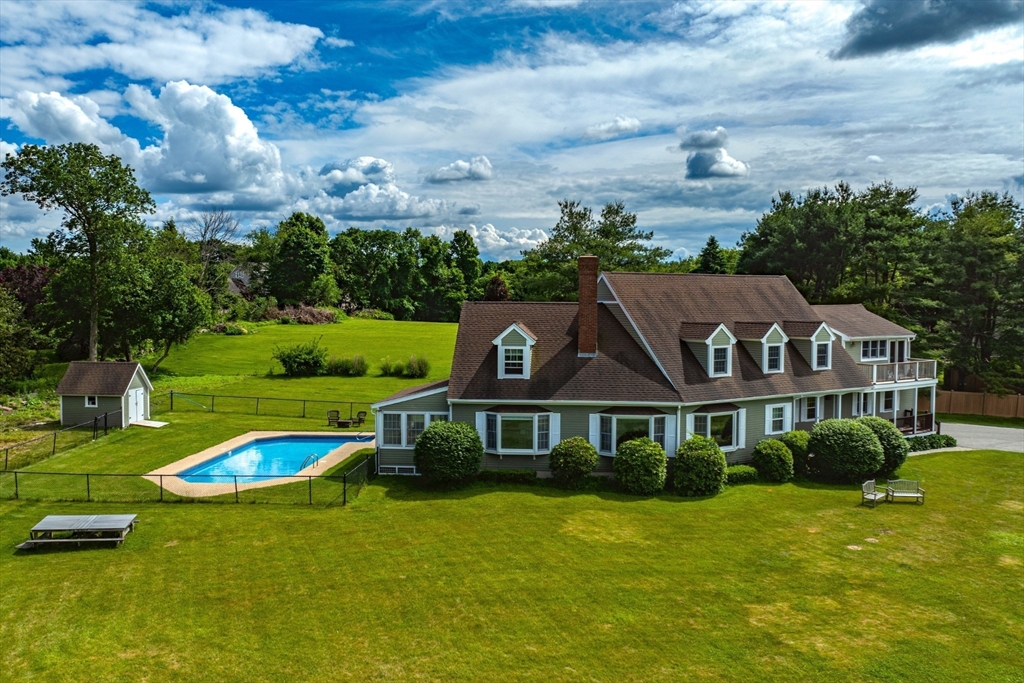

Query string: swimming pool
[178,434,373,484]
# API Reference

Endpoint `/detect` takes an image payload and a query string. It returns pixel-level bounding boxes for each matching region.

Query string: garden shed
[56,361,153,429]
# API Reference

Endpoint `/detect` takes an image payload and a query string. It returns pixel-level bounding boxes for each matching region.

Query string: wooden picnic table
[17,514,137,550]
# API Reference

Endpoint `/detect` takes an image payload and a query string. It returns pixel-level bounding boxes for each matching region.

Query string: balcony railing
[859,359,937,384]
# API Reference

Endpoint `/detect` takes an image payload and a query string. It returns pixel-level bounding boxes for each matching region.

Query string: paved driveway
[941,423,1024,452]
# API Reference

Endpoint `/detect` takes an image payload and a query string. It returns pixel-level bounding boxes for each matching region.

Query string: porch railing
[859,359,937,384]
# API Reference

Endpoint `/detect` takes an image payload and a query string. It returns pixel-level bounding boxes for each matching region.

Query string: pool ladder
[300,454,320,470]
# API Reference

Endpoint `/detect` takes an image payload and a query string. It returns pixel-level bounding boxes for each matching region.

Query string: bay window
[688,407,743,451]
[594,412,672,455]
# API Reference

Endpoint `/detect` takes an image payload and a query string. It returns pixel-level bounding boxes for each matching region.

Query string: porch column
[930,384,937,433]
[912,388,918,435]
[893,389,900,427]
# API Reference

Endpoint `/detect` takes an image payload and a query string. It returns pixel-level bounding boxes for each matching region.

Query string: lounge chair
[327,410,341,427]
[353,411,367,427]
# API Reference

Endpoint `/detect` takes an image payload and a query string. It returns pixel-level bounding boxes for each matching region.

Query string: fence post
[170,391,174,412]
[86,474,91,502]
[349,402,353,420]
[159,475,164,502]
[13,471,18,499]
[211,395,216,413]
[93,417,98,440]
[256,397,259,416]
[234,475,239,503]
[302,401,306,419]
[104,412,108,436]
[343,472,347,506]
[308,476,312,505]
[52,432,57,456]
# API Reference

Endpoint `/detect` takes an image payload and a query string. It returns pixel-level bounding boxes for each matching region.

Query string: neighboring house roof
[601,272,869,403]
[812,304,914,339]
[56,361,150,396]
[227,277,248,296]
[448,302,680,403]
[375,379,450,406]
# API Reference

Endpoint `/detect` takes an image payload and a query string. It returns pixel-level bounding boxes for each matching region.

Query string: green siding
[792,339,813,366]
[378,392,449,414]
[597,280,615,302]
[686,341,708,373]
[711,328,732,346]
[379,448,416,466]
[741,340,763,370]
[813,326,832,343]
[501,329,528,346]
[61,395,123,427]
[765,327,785,344]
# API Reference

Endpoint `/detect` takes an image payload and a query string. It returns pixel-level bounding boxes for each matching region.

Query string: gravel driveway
[940,423,1024,452]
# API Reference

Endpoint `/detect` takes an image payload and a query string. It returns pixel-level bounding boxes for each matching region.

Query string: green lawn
[938,413,1024,430]
[2,450,1022,682]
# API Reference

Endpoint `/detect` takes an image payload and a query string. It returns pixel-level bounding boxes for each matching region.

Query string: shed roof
[56,362,150,396]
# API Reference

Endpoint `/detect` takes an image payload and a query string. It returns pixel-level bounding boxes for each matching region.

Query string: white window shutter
[549,412,561,446]
[685,412,695,440]
[475,412,486,444]
[784,403,792,432]
[764,404,773,435]
[664,414,677,457]
[588,414,600,450]
[737,408,747,450]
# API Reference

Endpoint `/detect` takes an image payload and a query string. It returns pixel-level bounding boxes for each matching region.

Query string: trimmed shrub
[477,469,537,485]
[379,356,404,377]
[549,436,600,489]
[857,416,910,476]
[615,428,650,449]
[907,433,957,452]
[405,355,430,379]
[726,464,759,485]
[808,418,884,483]
[780,430,811,476]
[613,437,667,495]
[272,338,327,376]
[751,438,794,483]
[413,420,483,486]
[673,435,727,497]
[325,355,369,377]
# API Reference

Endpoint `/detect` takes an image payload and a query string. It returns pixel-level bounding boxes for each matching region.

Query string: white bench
[862,480,886,507]
[887,479,925,504]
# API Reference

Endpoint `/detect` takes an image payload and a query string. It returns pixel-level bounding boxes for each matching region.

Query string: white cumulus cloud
[432,223,548,260]
[583,115,641,140]
[323,37,354,48]
[425,155,494,183]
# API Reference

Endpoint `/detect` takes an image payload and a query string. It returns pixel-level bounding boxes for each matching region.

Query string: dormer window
[711,346,730,376]
[493,322,536,380]
[766,344,782,372]
[814,342,831,370]
[503,348,524,376]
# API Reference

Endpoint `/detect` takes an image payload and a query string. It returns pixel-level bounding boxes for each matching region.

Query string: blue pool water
[179,435,372,484]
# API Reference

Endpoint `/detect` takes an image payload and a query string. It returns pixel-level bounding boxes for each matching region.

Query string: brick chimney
[578,255,598,357]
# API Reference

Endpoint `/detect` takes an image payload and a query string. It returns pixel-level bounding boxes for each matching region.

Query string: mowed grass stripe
[1,451,1021,681]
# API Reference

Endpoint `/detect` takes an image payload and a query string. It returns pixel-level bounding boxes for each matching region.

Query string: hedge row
[271,339,429,378]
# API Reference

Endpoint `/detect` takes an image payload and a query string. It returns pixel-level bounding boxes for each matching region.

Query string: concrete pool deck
[144,431,375,498]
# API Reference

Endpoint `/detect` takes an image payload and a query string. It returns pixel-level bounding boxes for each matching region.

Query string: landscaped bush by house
[726,464,759,485]
[476,469,537,485]
[780,430,811,476]
[615,428,650,449]
[271,338,328,376]
[673,435,727,497]
[354,308,395,320]
[613,437,667,495]
[325,355,368,377]
[404,355,430,379]
[378,356,404,377]
[413,420,483,486]
[751,438,794,483]
[907,434,957,451]
[808,418,884,483]
[549,436,599,489]
[857,416,910,476]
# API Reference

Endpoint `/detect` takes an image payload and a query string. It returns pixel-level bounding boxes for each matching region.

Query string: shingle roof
[510,321,537,341]
[448,302,680,403]
[56,362,145,396]
[782,320,827,338]
[376,379,449,404]
[678,322,722,340]
[732,322,776,340]
[811,304,914,338]
[602,272,870,403]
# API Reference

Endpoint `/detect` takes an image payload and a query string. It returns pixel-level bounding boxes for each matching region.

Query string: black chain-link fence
[0,452,376,506]
[155,391,374,427]
[2,411,123,471]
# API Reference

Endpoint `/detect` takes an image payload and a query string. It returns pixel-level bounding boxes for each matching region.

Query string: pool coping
[143,431,376,498]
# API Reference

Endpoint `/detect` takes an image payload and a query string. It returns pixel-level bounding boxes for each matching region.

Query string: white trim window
[378,412,446,449]
[503,348,524,376]
[765,344,783,373]
[854,392,874,416]
[476,411,561,456]
[592,413,675,455]
[493,324,536,380]
[711,346,730,376]
[687,408,746,452]
[764,403,791,435]
[801,397,821,422]
[882,391,894,412]
[861,339,887,360]
[84,395,98,408]
[814,342,831,370]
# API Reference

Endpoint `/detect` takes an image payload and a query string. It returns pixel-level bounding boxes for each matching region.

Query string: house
[56,361,153,429]
[371,256,939,476]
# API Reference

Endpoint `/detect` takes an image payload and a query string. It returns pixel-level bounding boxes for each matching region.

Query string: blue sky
[1,0,1022,260]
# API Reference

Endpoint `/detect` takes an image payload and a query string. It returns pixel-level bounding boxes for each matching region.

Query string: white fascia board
[599,277,677,390]
[759,323,790,344]
[492,324,537,346]
[449,398,682,407]
[596,273,618,303]
[704,323,738,346]
[371,385,451,410]
[846,333,917,342]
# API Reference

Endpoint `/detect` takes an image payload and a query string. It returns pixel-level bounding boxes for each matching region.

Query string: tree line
[1,142,1021,393]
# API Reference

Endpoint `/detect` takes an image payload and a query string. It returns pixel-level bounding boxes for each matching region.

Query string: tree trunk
[88,236,99,362]
[150,339,173,372]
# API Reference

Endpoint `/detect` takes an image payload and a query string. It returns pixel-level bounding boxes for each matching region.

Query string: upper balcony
[858,358,937,384]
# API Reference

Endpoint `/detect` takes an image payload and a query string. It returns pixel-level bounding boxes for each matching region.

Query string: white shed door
[128,389,144,423]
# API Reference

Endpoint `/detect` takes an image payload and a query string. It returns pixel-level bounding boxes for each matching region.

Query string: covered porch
[793,385,937,436]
